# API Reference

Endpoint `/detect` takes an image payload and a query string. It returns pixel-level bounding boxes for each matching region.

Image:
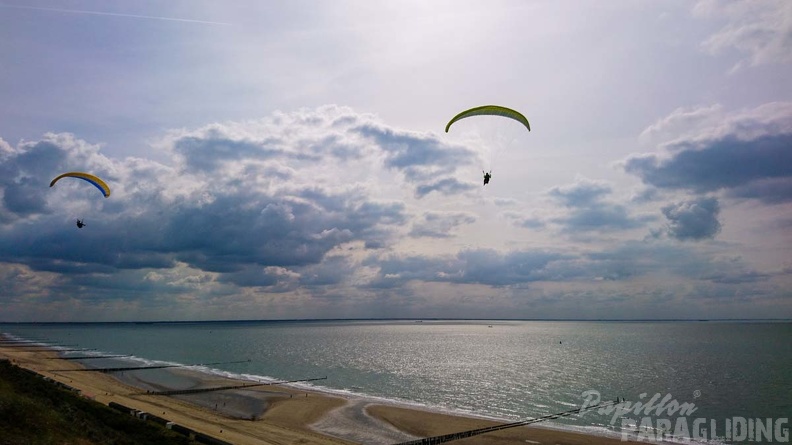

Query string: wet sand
[1,342,635,445]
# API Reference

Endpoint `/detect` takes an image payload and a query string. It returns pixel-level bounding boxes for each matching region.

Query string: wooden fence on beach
[393,399,621,445]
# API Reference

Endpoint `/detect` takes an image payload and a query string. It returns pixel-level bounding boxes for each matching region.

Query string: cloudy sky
[1,0,790,321]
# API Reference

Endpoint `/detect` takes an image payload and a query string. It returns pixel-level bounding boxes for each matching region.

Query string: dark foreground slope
[0,359,197,445]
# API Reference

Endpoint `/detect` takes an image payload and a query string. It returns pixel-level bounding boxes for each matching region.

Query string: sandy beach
[1,342,635,445]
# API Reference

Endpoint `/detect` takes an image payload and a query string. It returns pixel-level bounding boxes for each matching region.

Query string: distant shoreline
[2,317,790,324]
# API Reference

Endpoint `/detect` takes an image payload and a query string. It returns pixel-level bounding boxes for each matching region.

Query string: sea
[2,319,790,444]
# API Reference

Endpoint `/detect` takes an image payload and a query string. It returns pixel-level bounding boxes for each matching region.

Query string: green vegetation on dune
[0,359,196,445]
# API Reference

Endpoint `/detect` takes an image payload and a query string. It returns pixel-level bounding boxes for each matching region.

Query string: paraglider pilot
[483,171,492,186]
[76,219,86,229]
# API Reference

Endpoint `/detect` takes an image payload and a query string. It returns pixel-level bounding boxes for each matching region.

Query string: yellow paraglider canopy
[49,172,111,198]
[445,105,530,133]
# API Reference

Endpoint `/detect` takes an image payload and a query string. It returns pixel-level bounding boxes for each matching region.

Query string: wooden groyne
[14,348,95,353]
[143,376,328,396]
[393,399,622,445]
[51,363,188,373]
[53,354,133,360]
[50,359,251,373]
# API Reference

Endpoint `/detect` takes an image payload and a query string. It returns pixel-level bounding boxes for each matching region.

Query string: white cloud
[626,102,792,203]
[639,104,724,143]
[694,0,792,70]
[0,103,789,320]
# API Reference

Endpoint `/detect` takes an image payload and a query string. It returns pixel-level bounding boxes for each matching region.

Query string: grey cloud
[586,240,771,284]
[547,180,655,233]
[0,221,176,275]
[519,218,546,229]
[586,245,666,280]
[299,256,353,286]
[0,134,121,227]
[415,178,477,198]
[159,193,399,275]
[363,240,387,250]
[1,104,785,320]
[352,201,407,227]
[0,118,412,293]
[625,133,792,202]
[365,255,443,289]
[549,181,611,207]
[6,268,203,307]
[502,211,546,230]
[703,270,772,285]
[170,106,374,173]
[174,133,286,171]
[453,250,570,286]
[369,249,569,288]
[67,271,185,295]
[0,141,66,219]
[409,212,476,238]
[365,240,775,290]
[661,197,722,241]
[218,265,290,289]
[355,124,475,170]
[553,206,654,233]
[306,134,362,161]
[354,124,477,198]
[3,179,401,288]
[1,140,67,178]
[171,108,477,200]
[3,177,50,217]
[630,187,661,203]
[726,177,792,204]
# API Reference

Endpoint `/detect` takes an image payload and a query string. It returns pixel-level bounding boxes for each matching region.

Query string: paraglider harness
[76,219,86,229]
[483,171,492,185]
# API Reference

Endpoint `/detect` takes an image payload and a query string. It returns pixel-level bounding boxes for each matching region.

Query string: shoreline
[1,340,638,445]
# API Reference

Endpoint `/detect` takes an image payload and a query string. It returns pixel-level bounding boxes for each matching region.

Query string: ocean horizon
[3,319,790,444]
[3,317,792,325]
